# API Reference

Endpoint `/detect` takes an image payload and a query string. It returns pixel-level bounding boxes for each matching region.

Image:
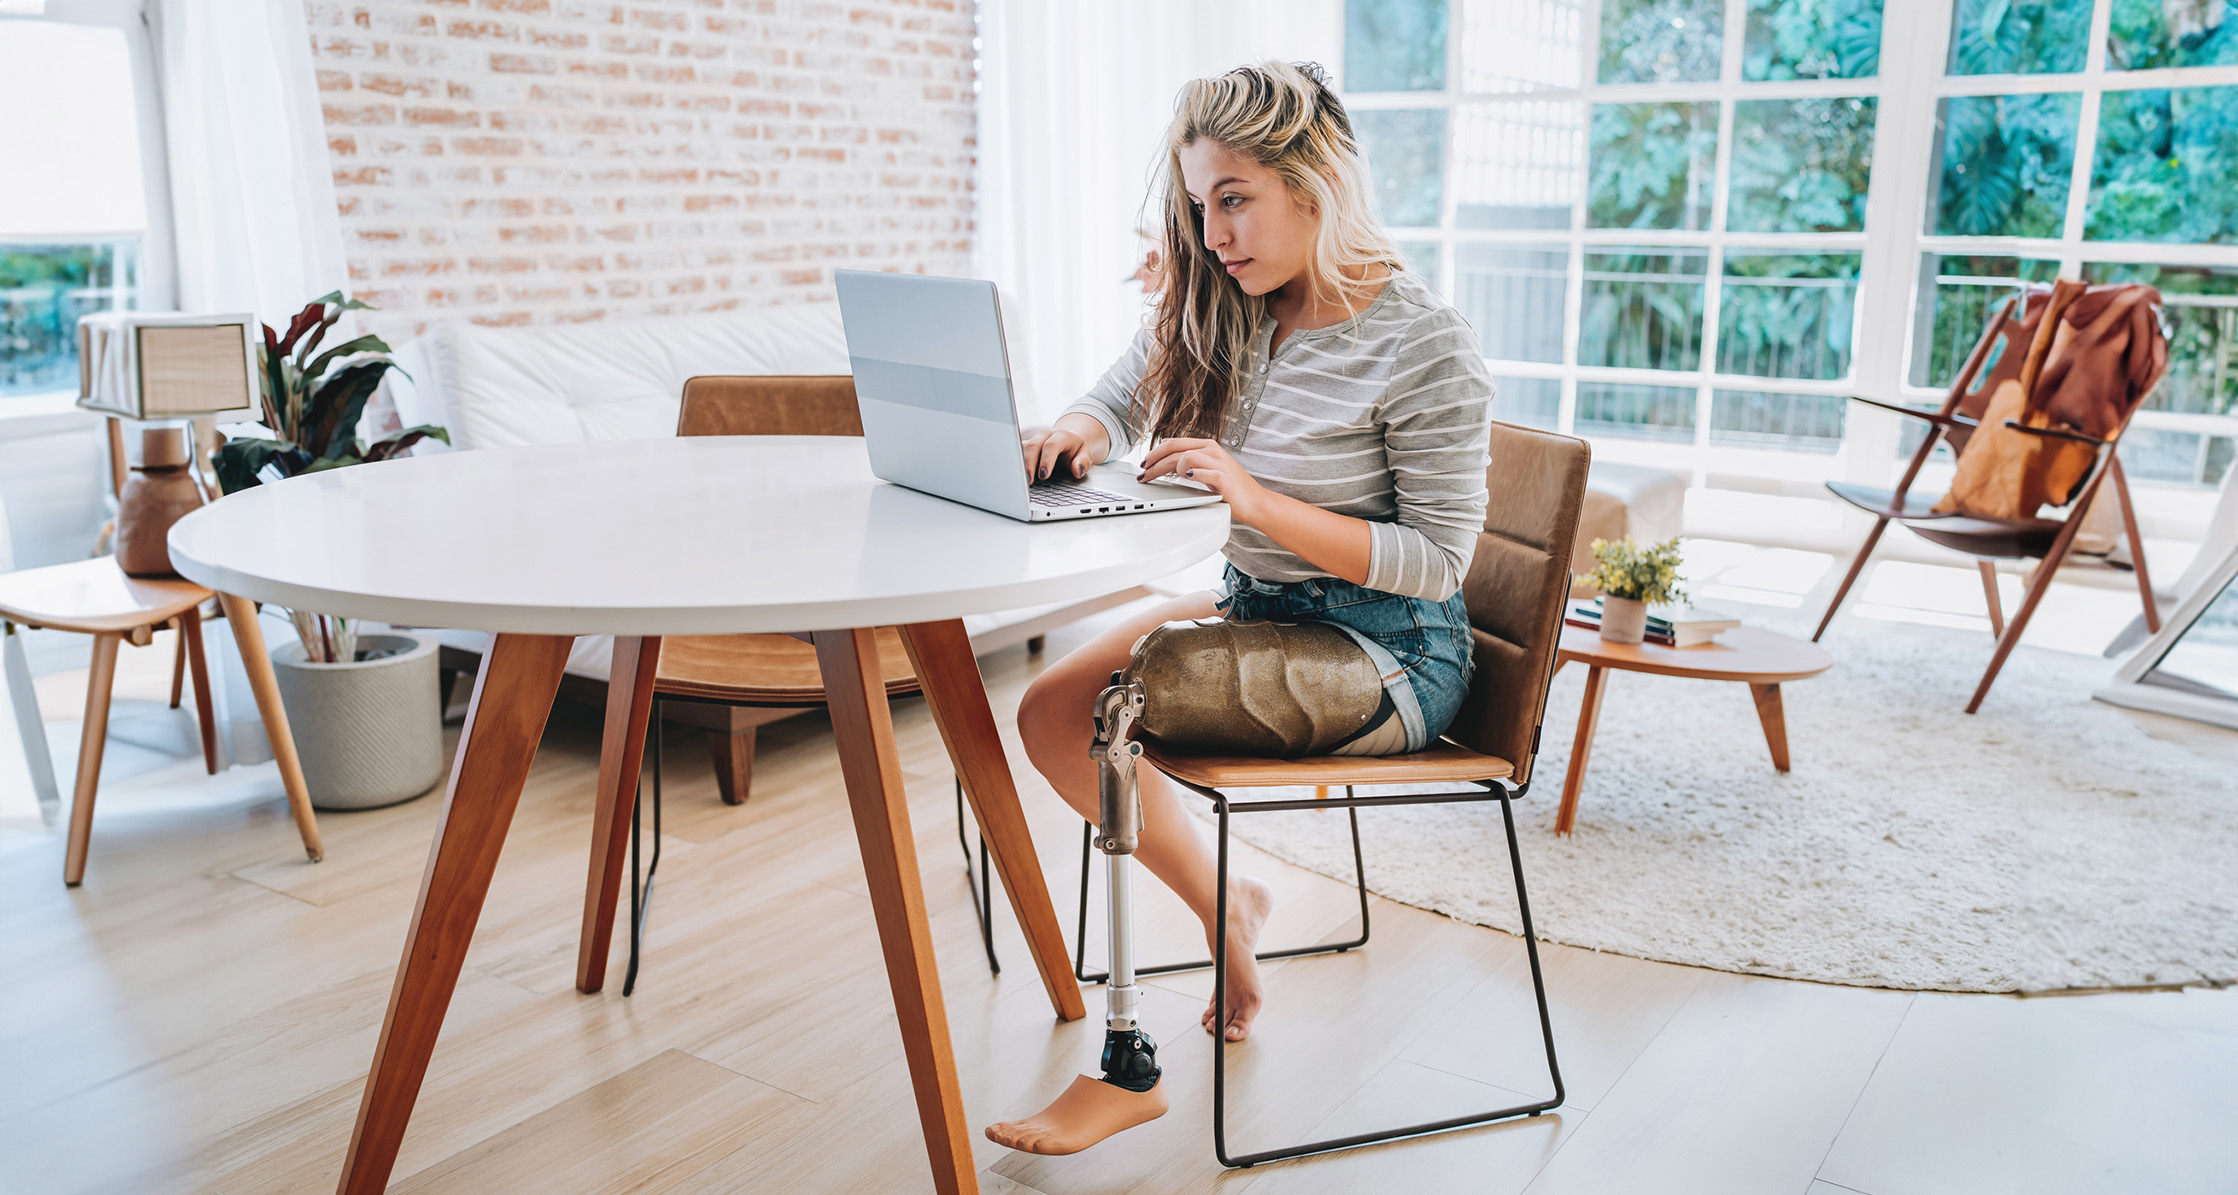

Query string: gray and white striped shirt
[1063,270,1495,602]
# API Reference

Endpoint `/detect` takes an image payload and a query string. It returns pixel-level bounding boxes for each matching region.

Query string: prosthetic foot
[986,678,1170,1156]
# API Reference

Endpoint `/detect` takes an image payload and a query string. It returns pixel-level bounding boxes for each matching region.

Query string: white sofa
[376,303,1152,691]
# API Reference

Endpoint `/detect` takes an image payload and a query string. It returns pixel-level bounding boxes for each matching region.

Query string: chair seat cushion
[1140,739,1515,789]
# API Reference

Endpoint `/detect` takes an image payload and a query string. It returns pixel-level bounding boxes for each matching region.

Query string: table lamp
[77,311,261,576]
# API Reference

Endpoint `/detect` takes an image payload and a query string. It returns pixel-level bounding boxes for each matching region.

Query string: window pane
[1743,0,1884,80]
[2143,573,2238,700]
[1576,381,1698,440]
[2108,0,2238,70]
[2119,427,2230,486]
[1710,389,1848,451]
[2086,86,2238,244]
[1927,93,2080,238]
[1588,102,1718,230]
[1356,108,1447,228]
[1908,253,2059,388]
[1,242,142,399]
[1456,245,1568,363]
[1945,0,2089,74]
[1728,97,1877,233]
[1598,0,1723,82]
[1719,252,1861,381]
[2082,262,2238,417]
[0,22,148,238]
[1581,249,1707,370]
[1397,240,1445,292]
[1462,0,1584,91]
[1347,0,1450,92]
[1455,101,1583,229]
[1494,374,1562,428]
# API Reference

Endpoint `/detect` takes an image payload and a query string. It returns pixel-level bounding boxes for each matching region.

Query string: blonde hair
[1137,61,1403,442]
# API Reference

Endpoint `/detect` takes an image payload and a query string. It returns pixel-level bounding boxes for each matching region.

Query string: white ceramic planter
[1599,596,1648,645]
[271,632,442,810]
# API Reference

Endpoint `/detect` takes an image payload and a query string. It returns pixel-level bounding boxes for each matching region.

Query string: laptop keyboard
[1029,482,1139,507]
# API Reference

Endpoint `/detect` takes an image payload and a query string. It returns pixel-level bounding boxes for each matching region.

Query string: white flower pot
[271,632,443,810]
[1599,596,1648,645]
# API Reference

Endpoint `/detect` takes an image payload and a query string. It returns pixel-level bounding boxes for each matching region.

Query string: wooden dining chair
[1813,281,2167,712]
[1092,421,1590,1167]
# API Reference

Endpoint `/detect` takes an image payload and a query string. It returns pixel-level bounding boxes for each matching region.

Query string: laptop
[834,269,1225,522]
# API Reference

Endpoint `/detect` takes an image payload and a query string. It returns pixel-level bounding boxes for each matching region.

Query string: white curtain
[155,0,348,328]
[973,0,1341,433]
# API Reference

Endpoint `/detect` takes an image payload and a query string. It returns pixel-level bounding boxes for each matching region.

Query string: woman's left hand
[1138,438,1267,524]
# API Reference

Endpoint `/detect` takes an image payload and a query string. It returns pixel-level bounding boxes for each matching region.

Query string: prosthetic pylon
[1090,674,1160,1093]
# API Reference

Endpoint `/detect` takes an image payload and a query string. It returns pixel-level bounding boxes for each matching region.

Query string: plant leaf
[362,424,450,462]
[301,335,390,386]
[300,360,391,460]
[212,437,297,494]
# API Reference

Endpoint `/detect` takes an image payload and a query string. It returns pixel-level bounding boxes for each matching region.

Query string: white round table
[169,438,1228,1195]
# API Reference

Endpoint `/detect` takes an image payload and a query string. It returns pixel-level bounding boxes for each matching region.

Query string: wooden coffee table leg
[900,618,1087,1023]
[577,635,662,994]
[814,627,975,1195]
[1749,682,1791,772]
[219,594,324,863]
[337,633,573,1195]
[1556,664,1610,836]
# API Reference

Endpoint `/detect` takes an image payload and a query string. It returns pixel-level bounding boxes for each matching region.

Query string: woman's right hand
[1022,415,1108,483]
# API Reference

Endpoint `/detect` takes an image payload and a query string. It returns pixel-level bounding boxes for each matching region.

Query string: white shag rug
[1206,618,2238,993]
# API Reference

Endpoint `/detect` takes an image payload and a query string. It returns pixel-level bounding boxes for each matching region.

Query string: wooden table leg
[900,618,1087,1023]
[180,604,219,776]
[1749,682,1791,772]
[219,594,324,863]
[814,626,975,1195]
[577,635,661,994]
[62,631,121,886]
[338,633,573,1195]
[1555,664,1609,836]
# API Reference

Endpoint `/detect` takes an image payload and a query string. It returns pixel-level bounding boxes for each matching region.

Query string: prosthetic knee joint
[1090,674,1160,1093]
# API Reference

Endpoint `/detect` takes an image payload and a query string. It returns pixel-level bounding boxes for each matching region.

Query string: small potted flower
[212,292,451,809]
[1579,537,1685,645]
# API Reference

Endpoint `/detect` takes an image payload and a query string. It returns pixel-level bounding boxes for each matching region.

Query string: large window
[0,2,169,404]
[1344,0,2238,489]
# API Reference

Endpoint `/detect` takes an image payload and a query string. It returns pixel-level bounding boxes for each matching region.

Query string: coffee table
[1552,624,1834,835]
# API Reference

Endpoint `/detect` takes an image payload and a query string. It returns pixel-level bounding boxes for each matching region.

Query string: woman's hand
[1022,414,1111,482]
[1138,438,1269,524]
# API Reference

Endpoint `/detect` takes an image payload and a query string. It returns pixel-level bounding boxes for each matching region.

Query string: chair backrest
[675,375,862,437]
[1446,421,1592,786]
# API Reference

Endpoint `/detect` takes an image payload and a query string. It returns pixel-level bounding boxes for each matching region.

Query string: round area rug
[1203,617,2238,993]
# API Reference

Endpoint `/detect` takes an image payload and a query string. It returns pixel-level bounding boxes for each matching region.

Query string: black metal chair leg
[623,698,666,997]
[1072,787,1372,985]
[1209,785,1565,1168]
[956,778,1000,975]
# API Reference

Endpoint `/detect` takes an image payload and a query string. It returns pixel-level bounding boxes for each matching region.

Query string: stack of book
[1566,599,1742,647]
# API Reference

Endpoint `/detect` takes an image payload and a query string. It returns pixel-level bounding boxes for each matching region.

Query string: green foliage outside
[1589,102,1718,230]
[1910,254,2059,388]
[1744,0,1883,79]
[2108,0,2238,69]
[1728,97,1878,233]
[1719,253,1861,381]
[1345,0,1447,91]
[2086,86,2238,244]
[1576,383,1699,441]
[1355,108,1446,228]
[1599,0,1723,82]
[1580,251,1706,372]
[1946,0,2090,73]
[1933,92,2079,237]
[1,243,136,397]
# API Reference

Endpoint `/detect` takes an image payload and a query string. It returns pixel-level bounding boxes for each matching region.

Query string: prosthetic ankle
[1090,676,1161,1093]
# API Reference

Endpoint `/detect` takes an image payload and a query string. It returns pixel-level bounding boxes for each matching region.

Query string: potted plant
[1579,536,1686,645]
[212,292,452,809]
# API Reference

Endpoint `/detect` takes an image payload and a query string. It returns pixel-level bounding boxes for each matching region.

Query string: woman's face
[1178,139,1316,298]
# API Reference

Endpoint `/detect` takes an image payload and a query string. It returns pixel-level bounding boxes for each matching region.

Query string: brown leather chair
[1122,420,1590,1167]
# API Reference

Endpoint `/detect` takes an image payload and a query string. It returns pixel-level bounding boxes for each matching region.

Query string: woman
[989,61,1494,1153]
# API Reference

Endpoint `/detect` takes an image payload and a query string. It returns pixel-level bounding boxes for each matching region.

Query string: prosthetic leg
[983,676,1169,1155]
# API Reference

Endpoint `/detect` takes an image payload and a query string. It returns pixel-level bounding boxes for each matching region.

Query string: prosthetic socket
[1087,618,1400,1094]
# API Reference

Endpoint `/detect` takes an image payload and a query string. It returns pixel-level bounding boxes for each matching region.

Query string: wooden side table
[1553,625,1834,835]
[0,557,323,884]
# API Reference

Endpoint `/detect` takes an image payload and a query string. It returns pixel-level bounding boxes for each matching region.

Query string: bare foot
[1202,875,1274,1042]
[984,1075,1169,1155]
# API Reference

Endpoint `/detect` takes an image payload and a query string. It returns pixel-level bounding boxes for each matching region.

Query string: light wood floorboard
[1,602,2234,1193]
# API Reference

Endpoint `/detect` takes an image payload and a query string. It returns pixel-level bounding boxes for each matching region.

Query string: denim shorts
[1212,563,1475,752]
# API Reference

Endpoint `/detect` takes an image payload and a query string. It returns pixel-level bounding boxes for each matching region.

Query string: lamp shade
[77,311,260,420]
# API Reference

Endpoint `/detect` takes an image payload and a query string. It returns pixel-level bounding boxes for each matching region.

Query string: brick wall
[304,0,977,342]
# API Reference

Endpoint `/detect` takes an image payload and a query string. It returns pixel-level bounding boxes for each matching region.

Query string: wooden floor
[3,607,2236,1194]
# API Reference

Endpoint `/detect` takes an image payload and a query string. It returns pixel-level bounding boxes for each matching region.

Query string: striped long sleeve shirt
[1062,270,1495,602]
